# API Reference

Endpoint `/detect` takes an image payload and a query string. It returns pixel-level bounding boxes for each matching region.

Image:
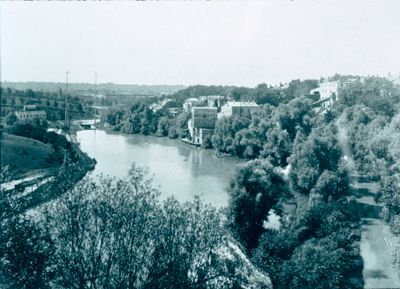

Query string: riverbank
[1,133,58,180]
[14,149,95,214]
[96,123,242,161]
[2,129,96,214]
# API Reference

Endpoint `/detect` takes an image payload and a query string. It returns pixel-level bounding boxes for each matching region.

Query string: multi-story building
[15,105,47,121]
[310,81,341,107]
[220,101,260,118]
[310,80,356,108]
[188,107,218,146]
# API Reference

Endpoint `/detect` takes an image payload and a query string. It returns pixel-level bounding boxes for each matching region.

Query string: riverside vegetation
[1,75,400,288]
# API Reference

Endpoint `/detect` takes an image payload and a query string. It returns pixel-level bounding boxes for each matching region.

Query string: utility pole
[65,70,69,129]
[94,72,97,126]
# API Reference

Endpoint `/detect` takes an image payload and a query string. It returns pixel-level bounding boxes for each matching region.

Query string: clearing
[1,133,58,178]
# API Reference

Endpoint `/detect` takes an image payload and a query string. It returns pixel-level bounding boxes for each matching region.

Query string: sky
[1,1,400,87]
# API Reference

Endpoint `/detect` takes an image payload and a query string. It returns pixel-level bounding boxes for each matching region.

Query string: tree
[168,111,190,139]
[0,168,52,289]
[45,165,159,289]
[253,83,282,106]
[212,116,250,155]
[251,229,296,287]
[228,159,287,250]
[45,164,230,289]
[289,125,342,195]
[272,97,314,141]
[144,196,227,289]
[156,116,170,136]
[280,241,343,289]
[5,112,17,125]
[309,168,349,202]
[284,79,319,100]
[339,77,400,117]
[261,127,291,167]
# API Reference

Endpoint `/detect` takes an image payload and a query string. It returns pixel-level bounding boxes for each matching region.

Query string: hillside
[3,81,186,96]
[1,133,57,176]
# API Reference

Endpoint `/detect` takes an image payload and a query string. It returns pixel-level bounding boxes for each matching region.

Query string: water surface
[77,130,241,207]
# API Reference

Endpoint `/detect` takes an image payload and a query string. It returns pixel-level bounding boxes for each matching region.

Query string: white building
[15,105,47,121]
[310,80,356,108]
[220,101,260,118]
[149,98,173,112]
[310,81,341,107]
[183,98,201,112]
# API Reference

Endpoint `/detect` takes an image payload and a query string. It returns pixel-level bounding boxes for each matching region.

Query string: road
[336,117,400,288]
[353,180,400,288]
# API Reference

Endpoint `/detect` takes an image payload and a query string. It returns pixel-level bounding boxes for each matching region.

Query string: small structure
[220,101,260,118]
[205,95,229,112]
[15,105,47,121]
[168,107,181,117]
[72,119,100,130]
[1,105,13,117]
[149,98,173,112]
[183,98,202,112]
[188,107,217,146]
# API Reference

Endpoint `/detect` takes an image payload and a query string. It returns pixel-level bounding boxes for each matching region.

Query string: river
[77,130,242,207]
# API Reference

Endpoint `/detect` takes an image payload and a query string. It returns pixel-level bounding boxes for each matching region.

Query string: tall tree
[228,159,287,250]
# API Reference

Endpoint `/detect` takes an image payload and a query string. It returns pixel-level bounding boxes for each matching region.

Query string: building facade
[192,107,218,129]
[188,107,218,146]
[220,101,260,118]
[15,105,47,121]
[205,95,229,112]
[310,81,340,107]
[183,98,202,112]
[310,80,356,108]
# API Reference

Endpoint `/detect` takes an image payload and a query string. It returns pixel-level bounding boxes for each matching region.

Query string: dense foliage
[1,87,92,121]
[226,87,367,288]
[0,169,53,289]
[212,97,313,163]
[228,159,287,250]
[45,166,231,289]
[0,166,272,289]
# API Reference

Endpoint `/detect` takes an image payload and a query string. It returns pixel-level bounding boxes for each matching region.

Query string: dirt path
[336,117,400,288]
[352,181,400,288]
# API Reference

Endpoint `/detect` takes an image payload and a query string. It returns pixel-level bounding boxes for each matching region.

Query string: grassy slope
[1,133,55,176]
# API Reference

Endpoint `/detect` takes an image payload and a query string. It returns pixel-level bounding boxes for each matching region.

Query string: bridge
[72,119,100,130]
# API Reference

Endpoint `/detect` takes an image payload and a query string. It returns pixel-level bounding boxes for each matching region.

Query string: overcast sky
[1,1,400,87]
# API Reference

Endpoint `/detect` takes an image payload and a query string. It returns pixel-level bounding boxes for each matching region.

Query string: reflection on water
[77,130,241,207]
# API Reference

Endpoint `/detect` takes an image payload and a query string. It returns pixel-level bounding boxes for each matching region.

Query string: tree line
[331,77,400,277]
[101,79,319,146]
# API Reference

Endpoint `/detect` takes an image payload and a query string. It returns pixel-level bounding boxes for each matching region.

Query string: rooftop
[225,101,259,107]
[185,97,199,102]
[192,106,217,110]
